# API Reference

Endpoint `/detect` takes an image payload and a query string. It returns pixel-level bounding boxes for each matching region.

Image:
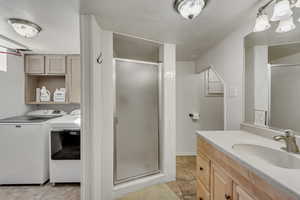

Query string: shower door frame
[113,58,162,185]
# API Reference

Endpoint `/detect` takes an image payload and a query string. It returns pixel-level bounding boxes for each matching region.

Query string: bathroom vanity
[196,129,300,200]
[198,17,300,200]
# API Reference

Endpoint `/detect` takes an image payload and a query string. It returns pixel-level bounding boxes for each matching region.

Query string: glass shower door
[114,59,160,184]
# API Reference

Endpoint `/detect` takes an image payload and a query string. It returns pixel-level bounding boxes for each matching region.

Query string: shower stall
[113,58,161,185]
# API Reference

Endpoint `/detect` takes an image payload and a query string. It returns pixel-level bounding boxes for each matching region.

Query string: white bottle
[54,88,66,102]
[36,88,40,102]
[40,86,50,102]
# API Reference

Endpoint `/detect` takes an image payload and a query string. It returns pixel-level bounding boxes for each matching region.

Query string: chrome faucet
[273,130,300,154]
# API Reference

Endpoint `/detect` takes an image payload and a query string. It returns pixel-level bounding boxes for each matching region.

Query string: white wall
[100,30,114,200]
[176,61,200,155]
[0,55,31,119]
[195,18,256,129]
[176,62,224,155]
[194,0,274,129]
[198,71,224,131]
[160,43,177,181]
[80,14,104,200]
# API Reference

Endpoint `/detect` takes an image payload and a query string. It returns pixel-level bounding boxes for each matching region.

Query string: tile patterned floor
[118,184,179,200]
[0,183,80,200]
[0,156,195,200]
[167,156,197,200]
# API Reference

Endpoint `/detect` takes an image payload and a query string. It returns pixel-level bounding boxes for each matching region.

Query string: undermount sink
[232,144,300,169]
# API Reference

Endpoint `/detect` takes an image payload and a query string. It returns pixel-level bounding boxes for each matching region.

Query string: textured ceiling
[81,0,261,61]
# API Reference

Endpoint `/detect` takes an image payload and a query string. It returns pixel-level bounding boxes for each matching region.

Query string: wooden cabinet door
[25,55,45,74]
[197,180,210,200]
[67,56,80,104]
[211,164,233,200]
[45,56,66,74]
[233,184,257,200]
[197,155,211,190]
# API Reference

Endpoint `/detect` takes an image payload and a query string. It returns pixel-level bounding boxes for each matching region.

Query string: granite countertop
[196,130,300,199]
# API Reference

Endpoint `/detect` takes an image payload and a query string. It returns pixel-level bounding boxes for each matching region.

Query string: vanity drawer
[197,154,211,190]
[197,179,210,200]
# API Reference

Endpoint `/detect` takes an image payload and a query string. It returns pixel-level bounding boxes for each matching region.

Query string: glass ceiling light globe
[271,0,293,21]
[253,14,271,32]
[276,16,296,33]
[175,0,205,20]
[8,18,42,38]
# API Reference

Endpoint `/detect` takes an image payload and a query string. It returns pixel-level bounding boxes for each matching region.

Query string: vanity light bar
[254,0,299,33]
[258,0,276,14]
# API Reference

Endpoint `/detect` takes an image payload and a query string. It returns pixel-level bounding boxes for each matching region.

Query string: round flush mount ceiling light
[253,13,271,32]
[174,0,206,20]
[8,18,42,38]
[271,0,293,21]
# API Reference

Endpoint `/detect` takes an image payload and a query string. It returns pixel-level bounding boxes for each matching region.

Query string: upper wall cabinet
[25,55,45,74]
[25,55,66,75]
[24,54,80,105]
[67,56,81,104]
[46,56,66,74]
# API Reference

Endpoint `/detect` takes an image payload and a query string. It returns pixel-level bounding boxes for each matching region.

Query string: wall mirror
[244,16,300,133]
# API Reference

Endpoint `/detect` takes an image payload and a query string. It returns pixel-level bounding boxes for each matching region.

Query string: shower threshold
[114,169,161,185]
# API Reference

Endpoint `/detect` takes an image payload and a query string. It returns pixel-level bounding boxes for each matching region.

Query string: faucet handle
[284,129,295,137]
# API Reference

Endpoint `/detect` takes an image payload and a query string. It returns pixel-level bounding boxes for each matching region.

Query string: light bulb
[276,16,296,33]
[253,14,271,32]
[295,0,300,7]
[271,0,293,21]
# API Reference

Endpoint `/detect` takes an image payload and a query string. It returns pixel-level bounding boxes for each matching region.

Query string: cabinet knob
[199,166,204,171]
[199,198,203,200]
[225,194,231,200]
